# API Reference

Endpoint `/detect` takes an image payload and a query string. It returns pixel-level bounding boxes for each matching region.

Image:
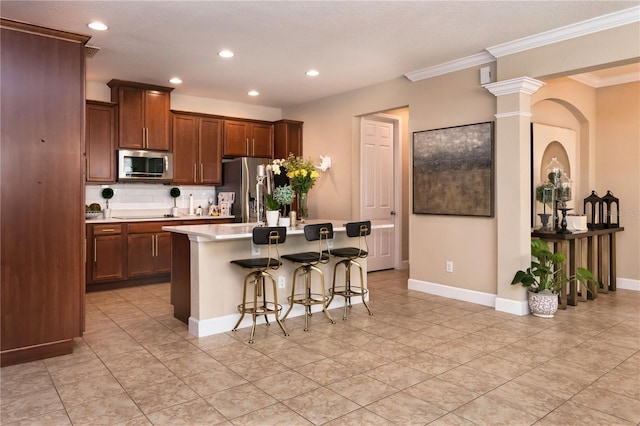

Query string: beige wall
[284,22,639,298]
[596,81,640,280]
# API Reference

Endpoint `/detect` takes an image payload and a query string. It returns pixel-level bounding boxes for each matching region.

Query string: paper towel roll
[189,194,194,215]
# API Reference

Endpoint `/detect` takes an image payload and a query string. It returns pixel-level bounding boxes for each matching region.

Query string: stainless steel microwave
[117,150,173,183]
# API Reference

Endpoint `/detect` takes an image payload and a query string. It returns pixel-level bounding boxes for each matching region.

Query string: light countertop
[163,220,393,241]
[85,213,234,224]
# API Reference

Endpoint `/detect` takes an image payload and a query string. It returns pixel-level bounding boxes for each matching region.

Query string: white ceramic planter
[266,210,279,227]
[528,291,558,318]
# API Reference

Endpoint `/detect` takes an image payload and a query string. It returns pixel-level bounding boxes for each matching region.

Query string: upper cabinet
[274,120,303,159]
[86,101,117,183]
[107,80,173,151]
[172,111,223,185]
[223,119,273,158]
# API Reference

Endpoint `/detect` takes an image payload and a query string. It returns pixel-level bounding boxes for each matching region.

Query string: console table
[531,227,624,308]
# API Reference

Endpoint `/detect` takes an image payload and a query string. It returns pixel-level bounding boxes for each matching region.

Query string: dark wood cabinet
[1,19,89,366]
[127,222,174,278]
[86,101,117,182]
[172,112,222,185]
[88,224,124,282]
[223,119,273,158]
[274,120,303,159]
[108,80,173,151]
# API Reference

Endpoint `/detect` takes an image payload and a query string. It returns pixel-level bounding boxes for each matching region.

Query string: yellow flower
[287,171,294,179]
[300,169,307,177]
[310,170,319,179]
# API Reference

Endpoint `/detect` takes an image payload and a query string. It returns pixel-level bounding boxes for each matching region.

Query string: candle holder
[557,207,573,234]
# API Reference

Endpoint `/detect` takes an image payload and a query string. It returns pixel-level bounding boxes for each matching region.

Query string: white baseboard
[189,298,359,338]
[617,277,640,291]
[495,297,530,316]
[408,279,496,307]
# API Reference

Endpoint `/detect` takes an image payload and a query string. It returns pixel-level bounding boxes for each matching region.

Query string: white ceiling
[1,1,638,108]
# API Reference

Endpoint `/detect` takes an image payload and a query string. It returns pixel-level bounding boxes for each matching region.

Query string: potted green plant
[265,193,280,226]
[101,187,114,219]
[273,185,295,226]
[511,239,596,317]
[170,187,181,216]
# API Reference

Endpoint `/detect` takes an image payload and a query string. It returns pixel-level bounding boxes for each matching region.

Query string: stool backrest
[253,226,286,268]
[304,223,333,264]
[344,221,370,258]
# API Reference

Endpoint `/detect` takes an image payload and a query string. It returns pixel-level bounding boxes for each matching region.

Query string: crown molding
[570,71,640,88]
[487,6,640,58]
[404,51,495,82]
[483,77,545,97]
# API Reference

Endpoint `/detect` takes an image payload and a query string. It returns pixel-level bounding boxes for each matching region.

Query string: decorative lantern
[583,191,603,229]
[602,190,620,228]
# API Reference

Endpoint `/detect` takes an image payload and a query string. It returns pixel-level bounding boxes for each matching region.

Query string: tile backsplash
[86,183,216,211]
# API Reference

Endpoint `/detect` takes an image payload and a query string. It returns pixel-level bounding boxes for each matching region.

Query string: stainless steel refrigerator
[218,157,273,223]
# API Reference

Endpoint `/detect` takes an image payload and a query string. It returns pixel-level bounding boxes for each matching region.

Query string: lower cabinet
[89,224,124,282]
[87,219,233,290]
[126,222,174,278]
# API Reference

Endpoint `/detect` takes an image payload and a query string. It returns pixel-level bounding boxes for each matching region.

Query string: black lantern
[602,190,620,228]
[583,190,603,230]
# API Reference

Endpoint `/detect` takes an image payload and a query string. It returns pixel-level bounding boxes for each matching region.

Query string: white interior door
[361,116,395,271]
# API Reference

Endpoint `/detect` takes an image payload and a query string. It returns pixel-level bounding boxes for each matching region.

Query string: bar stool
[281,223,336,331]
[328,221,373,320]
[230,226,289,343]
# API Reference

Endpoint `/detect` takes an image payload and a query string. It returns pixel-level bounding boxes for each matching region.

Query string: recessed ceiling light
[218,50,234,58]
[248,90,259,97]
[169,77,182,84]
[306,70,320,77]
[88,22,108,31]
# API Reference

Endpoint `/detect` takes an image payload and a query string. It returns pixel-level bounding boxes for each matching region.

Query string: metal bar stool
[328,221,373,320]
[230,226,289,343]
[281,223,336,331]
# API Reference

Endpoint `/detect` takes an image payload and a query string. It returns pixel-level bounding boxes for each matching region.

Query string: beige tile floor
[1,269,639,425]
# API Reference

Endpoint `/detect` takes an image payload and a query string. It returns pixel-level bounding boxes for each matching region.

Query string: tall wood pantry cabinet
[1,19,89,366]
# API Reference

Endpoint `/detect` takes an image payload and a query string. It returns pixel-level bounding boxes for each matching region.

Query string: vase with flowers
[283,154,320,222]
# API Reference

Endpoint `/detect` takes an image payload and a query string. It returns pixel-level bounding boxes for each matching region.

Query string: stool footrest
[329,286,368,297]
[237,302,283,316]
[287,293,329,306]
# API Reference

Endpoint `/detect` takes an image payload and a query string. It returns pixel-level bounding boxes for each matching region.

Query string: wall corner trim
[404,52,495,82]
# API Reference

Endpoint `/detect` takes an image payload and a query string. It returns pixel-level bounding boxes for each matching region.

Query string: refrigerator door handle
[242,158,250,223]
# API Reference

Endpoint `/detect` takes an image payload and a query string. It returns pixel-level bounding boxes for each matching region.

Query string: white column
[484,77,545,315]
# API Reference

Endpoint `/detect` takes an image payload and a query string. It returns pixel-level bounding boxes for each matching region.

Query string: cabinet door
[223,120,249,157]
[127,234,154,277]
[200,117,223,184]
[154,233,172,274]
[274,121,302,159]
[117,86,145,149]
[250,123,274,158]
[86,102,116,182]
[92,235,124,281]
[172,114,198,184]
[145,90,171,151]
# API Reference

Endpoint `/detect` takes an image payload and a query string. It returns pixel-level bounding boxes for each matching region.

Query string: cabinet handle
[152,234,156,257]
[145,127,149,148]
[200,163,204,182]
[101,228,116,233]
[93,238,97,262]
[193,163,197,183]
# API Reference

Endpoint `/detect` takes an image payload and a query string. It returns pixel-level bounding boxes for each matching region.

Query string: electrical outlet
[446,261,453,273]
[278,276,286,289]
[251,243,260,256]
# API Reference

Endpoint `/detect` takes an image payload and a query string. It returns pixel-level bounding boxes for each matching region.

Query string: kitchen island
[164,220,391,338]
